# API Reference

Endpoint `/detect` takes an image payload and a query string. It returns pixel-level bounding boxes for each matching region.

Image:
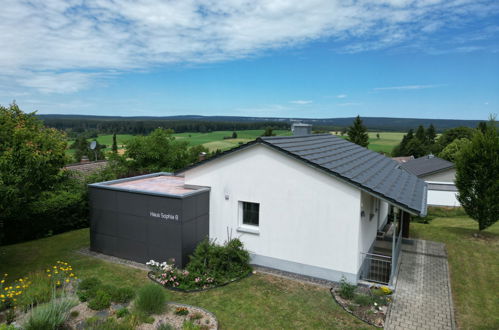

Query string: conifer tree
[455,119,499,231]
[112,133,118,153]
[347,115,369,147]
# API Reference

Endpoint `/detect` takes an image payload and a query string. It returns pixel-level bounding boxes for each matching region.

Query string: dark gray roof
[399,155,454,177]
[259,134,427,215]
[179,134,427,216]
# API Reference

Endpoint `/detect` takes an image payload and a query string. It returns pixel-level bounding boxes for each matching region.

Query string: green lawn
[0,229,368,329]
[411,214,499,330]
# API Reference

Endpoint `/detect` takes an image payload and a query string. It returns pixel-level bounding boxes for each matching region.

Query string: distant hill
[38,114,482,132]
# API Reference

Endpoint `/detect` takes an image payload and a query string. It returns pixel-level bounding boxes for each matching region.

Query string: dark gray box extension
[88,174,209,268]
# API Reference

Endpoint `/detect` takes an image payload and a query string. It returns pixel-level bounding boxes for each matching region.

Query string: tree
[231,131,238,139]
[455,120,499,231]
[125,128,192,172]
[0,103,67,218]
[347,115,369,147]
[415,125,426,141]
[426,124,437,144]
[438,138,471,162]
[112,133,118,153]
[0,104,87,244]
[262,127,275,137]
[376,133,380,139]
[437,126,474,151]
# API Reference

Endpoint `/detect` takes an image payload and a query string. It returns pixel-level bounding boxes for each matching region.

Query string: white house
[400,155,459,207]
[178,133,427,285]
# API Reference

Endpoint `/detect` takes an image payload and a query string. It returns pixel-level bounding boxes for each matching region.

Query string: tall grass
[134,284,167,315]
[23,291,78,330]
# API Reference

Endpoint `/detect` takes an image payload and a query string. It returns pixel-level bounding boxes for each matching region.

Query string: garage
[88,173,210,267]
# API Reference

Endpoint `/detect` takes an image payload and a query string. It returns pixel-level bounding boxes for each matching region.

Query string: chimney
[291,123,312,136]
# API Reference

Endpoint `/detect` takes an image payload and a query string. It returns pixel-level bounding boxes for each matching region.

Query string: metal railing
[359,252,392,285]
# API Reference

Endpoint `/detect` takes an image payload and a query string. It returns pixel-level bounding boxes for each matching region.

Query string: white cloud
[336,94,348,99]
[290,100,313,105]
[373,84,446,91]
[0,0,497,93]
[337,102,362,107]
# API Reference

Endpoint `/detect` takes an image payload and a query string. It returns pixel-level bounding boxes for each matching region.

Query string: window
[241,201,259,226]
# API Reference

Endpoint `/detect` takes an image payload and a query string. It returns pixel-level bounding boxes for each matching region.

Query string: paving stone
[384,239,456,330]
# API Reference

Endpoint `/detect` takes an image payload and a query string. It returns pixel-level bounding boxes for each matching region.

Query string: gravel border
[76,248,149,271]
[251,265,337,288]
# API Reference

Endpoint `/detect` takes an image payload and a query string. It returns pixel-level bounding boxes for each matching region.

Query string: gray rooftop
[259,134,427,215]
[399,155,454,177]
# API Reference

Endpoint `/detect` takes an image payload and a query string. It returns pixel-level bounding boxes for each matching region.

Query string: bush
[353,294,373,306]
[23,295,78,330]
[0,325,16,330]
[338,277,356,300]
[112,287,135,304]
[116,307,130,318]
[87,290,111,310]
[135,284,167,315]
[175,307,189,316]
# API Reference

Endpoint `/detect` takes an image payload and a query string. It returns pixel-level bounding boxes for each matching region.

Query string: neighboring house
[65,160,108,178]
[400,155,460,207]
[89,133,427,286]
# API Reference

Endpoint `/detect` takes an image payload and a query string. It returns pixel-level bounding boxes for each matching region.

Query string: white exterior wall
[182,144,363,282]
[358,193,382,267]
[378,201,389,229]
[422,169,456,183]
[427,189,461,207]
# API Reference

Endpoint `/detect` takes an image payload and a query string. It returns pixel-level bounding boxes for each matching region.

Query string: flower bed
[330,278,392,328]
[147,238,252,292]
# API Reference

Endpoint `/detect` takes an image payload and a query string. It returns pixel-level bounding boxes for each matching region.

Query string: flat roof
[89,173,209,198]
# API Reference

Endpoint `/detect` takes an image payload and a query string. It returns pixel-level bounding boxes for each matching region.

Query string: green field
[67,130,403,158]
[173,129,291,151]
[332,131,404,154]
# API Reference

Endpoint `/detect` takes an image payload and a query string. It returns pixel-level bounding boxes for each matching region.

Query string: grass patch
[411,216,499,329]
[0,229,369,329]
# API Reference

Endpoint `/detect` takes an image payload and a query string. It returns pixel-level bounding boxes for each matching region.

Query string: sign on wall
[149,211,180,221]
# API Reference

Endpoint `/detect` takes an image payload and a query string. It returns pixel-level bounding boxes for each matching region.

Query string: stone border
[148,271,252,293]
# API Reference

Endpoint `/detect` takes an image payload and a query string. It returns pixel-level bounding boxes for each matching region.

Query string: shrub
[175,306,189,316]
[135,284,167,315]
[0,325,16,330]
[353,294,373,306]
[112,287,135,304]
[87,290,111,310]
[116,307,130,318]
[338,277,356,300]
[23,295,78,330]
[190,312,203,320]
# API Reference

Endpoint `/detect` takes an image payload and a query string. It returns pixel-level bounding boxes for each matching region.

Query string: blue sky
[0,0,498,120]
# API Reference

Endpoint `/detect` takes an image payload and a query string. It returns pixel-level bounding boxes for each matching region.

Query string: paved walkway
[385,239,456,330]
